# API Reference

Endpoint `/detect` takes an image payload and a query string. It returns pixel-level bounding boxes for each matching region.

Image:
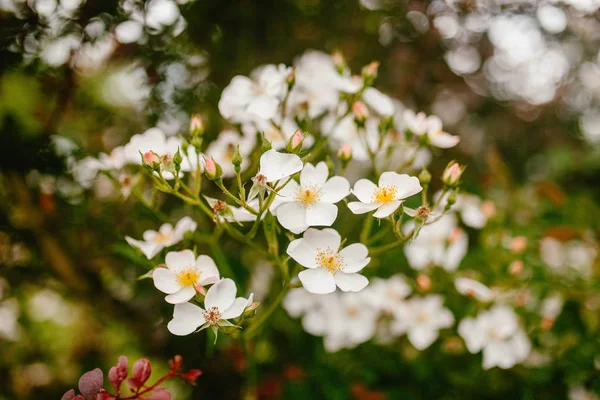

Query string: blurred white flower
[454,277,492,302]
[125,216,197,259]
[271,162,350,234]
[97,146,127,170]
[403,110,460,148]
[540,292,564,320]
[153,250,220,304]
[287,228,370,294]
[362,87,395,116]
[568,386,600,400]
[404,214,468,271]
[348,171,422,218]
[364,274,412,313]
[0,298,21,341]
[219,64,291,123]
[459,305,531,370]
[540,237,597,277]
[321,114,380,161]
[391,295,455,350]
[167,278,252,336]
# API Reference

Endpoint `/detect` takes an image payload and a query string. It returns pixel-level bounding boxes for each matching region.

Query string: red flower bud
[179,369,202,385]
[169,355,183,372]
[129,359,151,388]
[108,356,128,393]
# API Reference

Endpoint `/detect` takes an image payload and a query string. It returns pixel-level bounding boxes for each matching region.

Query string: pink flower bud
[286,130,304,153]
[509,260,524,275]
[352,101,369,122]
[190,115,204,136]
[108,356,128,393]
[416,275,431,291]
[510,236,528,254]
[337,143,352,161]
[169,355,183,371]
[442,162,464,186]
[481,200,496,218]
[332,50,346,72]
[143,151,160,165]
[362,61,379,80]
[204,156,216,178]
[179,369,203,384]
[129,358,151,388]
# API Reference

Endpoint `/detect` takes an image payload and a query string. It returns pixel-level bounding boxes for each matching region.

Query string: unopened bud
[332,50,347,74]
[130,358,151,388]
[173,148,183,171]
[286,69,296,90]
[231,145,242,170]
[416,275,431,291]
[418,168,431,185]
[447,191,457,206]
[262,134,272,152]
[510,236,527,254]
[142,151,160,166]
[442,161,465,187]
[509,260,524,276]
[191,137,203,153]
[481,200,496,219]
[362,61,379,85]
[337,143,352,162]
[352,101,369,126]
[190,114,204,136]
[204,156,222,180]
[286,130,304,153]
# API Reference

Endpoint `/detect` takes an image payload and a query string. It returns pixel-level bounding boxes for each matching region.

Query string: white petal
[378,172,422,200]
[277,202,308,234]
[482,342,513,370]
[298,268,336,294]
[168,303,205,336]
[320,176,350,203]
[428,130,460,149]
[195,255,220,285]
[173,216,198,238]
[334,272,368,292]
[303,228,341,250]
[339,243,370,273]
[408,326,438,350]
[363,87,395,116]
[220,297,248,320]
[372,200,402,218]
[404,243,431,270]
[165,250,196,271]
[443,230,468,271]
[125,237,162,259]
[305,202,338,227]
[247,94,279,120]
[287,238,319,268]
[347,201,379,214]
[165,286,196,304]
[300,162,329,186]
[352,179,377,203]
[259,150,303,183]
[458,318,485,353]
[152,268,180,294]
[205,278,237,311]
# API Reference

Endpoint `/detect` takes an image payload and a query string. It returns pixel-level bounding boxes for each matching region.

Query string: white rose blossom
[403,110,460,149]
[458,305,531,370]
[167,278,253,336]
[390,295,455,350]
[271,162,350,234]
[125,216,197,259]
[454,277,493,302]
[287,228,371,294]
[348,171,422,218]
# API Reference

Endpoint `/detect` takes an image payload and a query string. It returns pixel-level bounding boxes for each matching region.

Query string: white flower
[540,237,597,277]
[0,298,21,341]
[256,149,303,183]
[287,228,370,294]
[123,127,189,177]
[219,64,291,122]
[167,278,252,336]
[540,292,563,320]
[459,305,531,370]
[348,171,422,218]
[271,162,349,234]
[243,117,313,150]
[97,146,127,170]
[390,295,454,350]
[283,287,322,318]
[72,156,103,188]
[454,277,493,302]
[362,87,395,116]
[455,194,488,229]
[205,129,256,178]
[404,214,468,271]
[125,216,197,259]
[403,110,460,148]
[568,386,600,400]
[364,274,412,313]
[153,250,220,304]
[321,114,380,161]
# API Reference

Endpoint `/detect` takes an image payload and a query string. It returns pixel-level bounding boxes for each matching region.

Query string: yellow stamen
[297,185,321,208]
[176,267,200,287]
[315,248,343,273]
[373,185,397,203]
[152,232,172,244]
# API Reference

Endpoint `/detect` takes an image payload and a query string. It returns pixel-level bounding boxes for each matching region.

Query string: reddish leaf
[78,369,104,400]
[62,389,76,400]
[108,356,129,393]
[142,388,171,400]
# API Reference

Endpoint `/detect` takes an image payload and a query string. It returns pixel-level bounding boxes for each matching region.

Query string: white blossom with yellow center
[125,216,197,259]
[152,249,220,304]
[287,228,371,294]
[271,162,350,234]
[168,278,254,336]
[348,171,423,218]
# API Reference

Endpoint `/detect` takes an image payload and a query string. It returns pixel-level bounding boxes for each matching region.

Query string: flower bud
[190,114,204,137]
[231,145,242,170]
[108,356,128,393]
[173,148,183,172]
[261,134,272,152]
[337,143,352,162]
[510,236,527,254]
[446,191,457,206]
[332,50,347,74]
[78,368,103,400]
[481,200,496,219]
[130,358,151,388]
[286,69,296,90]
[352,101,369,126]
[362,61,379,85]
[204,156,222,180]
[191,137,203,153]
[442,161,465,187]
[416,274,431,291]
[179,369,203,384]
[142,151,160,166]
[286,130,304,153]
[509,260,524,276]
[418,168,431,186]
